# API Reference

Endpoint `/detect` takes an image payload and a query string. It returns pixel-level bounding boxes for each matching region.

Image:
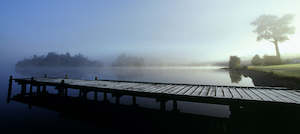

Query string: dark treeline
[112,54,145,67]
[16,52,102,67]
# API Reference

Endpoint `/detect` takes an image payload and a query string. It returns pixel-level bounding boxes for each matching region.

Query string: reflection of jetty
[8,76,300,113]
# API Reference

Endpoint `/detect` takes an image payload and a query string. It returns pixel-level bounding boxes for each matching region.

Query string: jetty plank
[183,86,198,95]
[222,87,232,98]
[229,88,241,99]
[190,86,204,96]
[199,86,210,96]
[242,88,262,100]
[177,86,194,95]
[235,88,252,100]
[215,87,224,98]
[250,89,273,101]
[208,86,216,97]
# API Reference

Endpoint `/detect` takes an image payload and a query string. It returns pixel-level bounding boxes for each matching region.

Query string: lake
[1,64,299,134]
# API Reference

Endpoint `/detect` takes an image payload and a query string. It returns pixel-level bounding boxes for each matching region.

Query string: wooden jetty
[9,76,300,113]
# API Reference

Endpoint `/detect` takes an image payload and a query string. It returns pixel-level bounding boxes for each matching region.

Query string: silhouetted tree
[251,14,295,59]
[251,54,263,66]
[229,56,241,69]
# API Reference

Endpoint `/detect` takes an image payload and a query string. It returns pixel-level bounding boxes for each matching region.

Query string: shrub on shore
[251,55,263,66]
[251,54,282,66]
[263,55,281,65]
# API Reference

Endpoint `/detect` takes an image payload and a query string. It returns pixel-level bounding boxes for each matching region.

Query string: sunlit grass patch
[248,64,300,79]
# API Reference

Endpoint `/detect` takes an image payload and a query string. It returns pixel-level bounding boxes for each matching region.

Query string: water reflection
[229,70,242,83]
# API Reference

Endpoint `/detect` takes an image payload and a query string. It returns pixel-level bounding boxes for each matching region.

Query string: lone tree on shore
[251,14,295,59]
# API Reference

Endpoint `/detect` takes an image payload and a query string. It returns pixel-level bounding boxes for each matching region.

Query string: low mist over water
[14,66,254,87]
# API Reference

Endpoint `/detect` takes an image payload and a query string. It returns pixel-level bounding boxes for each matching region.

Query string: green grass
[248,64,300,79]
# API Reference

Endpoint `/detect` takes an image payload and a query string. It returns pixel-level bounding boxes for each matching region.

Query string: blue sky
[1,0,299,63]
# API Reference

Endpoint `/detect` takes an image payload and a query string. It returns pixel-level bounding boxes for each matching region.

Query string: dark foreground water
[1,65,299,134]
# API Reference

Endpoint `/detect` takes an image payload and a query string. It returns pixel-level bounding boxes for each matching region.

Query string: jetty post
[172,100,179,112]
[112,94,122,105]
[21,82,26,96]
[58,80,65,96]
[157,98,168,111]
[42,74,47,95]
[29,77,34,96]
[103,92,108,103]
[94,91,98,101]
[83,90,88,100]
[7,75,13,103]
[36,84,41,96]
[132,96,137,106]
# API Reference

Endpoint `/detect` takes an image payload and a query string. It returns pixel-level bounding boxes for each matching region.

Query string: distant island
[16,52,102,68]
[112,54,145,67]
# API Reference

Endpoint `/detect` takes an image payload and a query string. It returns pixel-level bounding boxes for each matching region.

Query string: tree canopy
[251,14,295,43]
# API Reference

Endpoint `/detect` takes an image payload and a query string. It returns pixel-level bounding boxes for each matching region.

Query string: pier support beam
[64,88,68,97]
[172,100,179,112]
[82,90,88,100]
[42,85,47,96]
[157,99,167,112]
[103,92,108,103]
[29,77,34,96]
[132,96,138,106]
[7,76,13,103]
[79,89,83,97]
[113,94,122,105]
[21,83,26,96]
[37,85,41,96]
[58,80,65,96]
[42,75,47,96]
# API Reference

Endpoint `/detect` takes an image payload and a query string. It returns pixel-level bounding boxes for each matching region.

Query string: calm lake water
[1,64,298,134]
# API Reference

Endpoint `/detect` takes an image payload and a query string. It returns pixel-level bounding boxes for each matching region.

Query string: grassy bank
[248,64,300,80]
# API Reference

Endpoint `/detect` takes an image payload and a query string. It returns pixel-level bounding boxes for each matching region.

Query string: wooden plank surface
[199,86,210,96]
[191,86,204,96]
[229,88,241,99]
[215,87,224,98]
[184,86,199,95]
[235,88,252,100]
[243,88,262,100]
[14,78,300,106]
[222,87,232,98]
[177,86,194,95]
[250,89,273,101]
[207,86,216,97]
